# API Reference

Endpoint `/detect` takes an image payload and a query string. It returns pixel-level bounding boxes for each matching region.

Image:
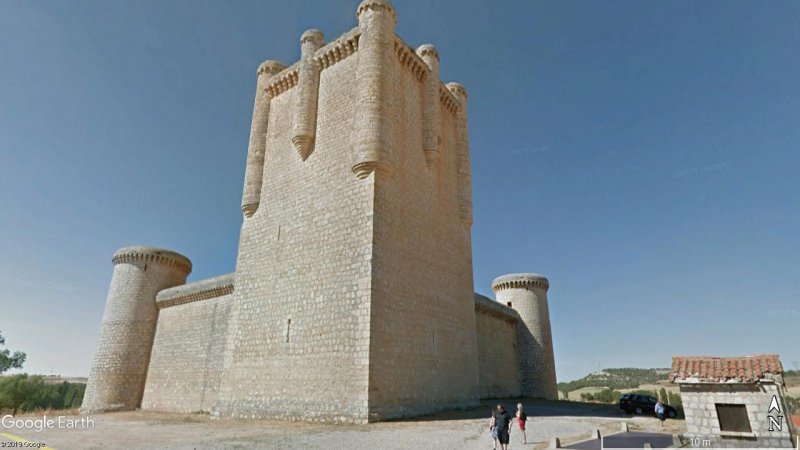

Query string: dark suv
[619,394,678,418]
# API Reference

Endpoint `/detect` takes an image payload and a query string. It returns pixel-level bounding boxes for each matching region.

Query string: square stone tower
[213,0,480,423]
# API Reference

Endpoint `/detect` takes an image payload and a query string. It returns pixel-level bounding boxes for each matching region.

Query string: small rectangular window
[716,404,751,432]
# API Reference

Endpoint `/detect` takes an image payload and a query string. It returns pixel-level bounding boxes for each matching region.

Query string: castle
[81,0,557,423]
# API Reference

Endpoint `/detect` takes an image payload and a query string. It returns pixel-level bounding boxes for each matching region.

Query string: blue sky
[1,0,798,382]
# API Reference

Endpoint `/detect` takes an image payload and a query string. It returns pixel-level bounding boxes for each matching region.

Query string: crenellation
[155,272,235,309]
[111,246,192,275]
[265,66,299,98]
[393,39,427,82]
[438,85,459,115]
[314,28,360,70]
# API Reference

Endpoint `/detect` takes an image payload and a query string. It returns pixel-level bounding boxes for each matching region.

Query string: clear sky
[1,0,798,382]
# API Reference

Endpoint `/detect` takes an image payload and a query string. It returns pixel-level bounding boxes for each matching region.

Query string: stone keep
[83,0,558,423]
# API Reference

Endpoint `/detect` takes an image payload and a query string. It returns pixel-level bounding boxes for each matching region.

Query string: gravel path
[0,400,683,450]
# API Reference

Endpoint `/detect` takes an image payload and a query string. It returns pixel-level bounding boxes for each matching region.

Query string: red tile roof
[670,354,783,383]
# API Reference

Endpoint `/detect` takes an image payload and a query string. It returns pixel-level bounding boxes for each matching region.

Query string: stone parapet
[112,246,192,275]
[156,273,235,309]
[492,273,550,292]
[474,293,519,323]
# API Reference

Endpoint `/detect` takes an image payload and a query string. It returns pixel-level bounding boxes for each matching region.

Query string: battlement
[156,272,235,309]
[474,293,519,323]
[357,0,397,24]
[111,246,192,275]
[491,273,550,292]
[261,29,460,117]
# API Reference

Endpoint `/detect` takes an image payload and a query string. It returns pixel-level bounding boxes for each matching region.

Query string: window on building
[715,404,752,433]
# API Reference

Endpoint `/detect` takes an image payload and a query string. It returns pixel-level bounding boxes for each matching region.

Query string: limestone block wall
[367,21,480,420]
[213,44,374,423]
[680,383,795,448]
[82,247,191,413]
[474,294,521,399]
[141,273,234,413]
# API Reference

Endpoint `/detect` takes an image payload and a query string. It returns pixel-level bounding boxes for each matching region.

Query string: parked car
[619,394,678,418]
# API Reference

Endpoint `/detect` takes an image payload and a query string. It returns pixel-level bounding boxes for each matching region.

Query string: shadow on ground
[392,399,628,422]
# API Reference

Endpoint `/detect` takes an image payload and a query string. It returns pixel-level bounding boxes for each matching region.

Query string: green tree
[659,387,668,402]
[0,331,26,374]
[594,388,622,404]
[0,374,45,415]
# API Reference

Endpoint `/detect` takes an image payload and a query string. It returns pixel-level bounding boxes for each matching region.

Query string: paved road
[566,431,674,449]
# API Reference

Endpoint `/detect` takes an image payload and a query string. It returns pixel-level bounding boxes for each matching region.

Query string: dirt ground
[0,400,684,450]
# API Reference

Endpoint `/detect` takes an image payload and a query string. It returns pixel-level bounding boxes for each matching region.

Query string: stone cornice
[439,85,459,115]
[266,28,362,99]
[112,246,192,275]
[156,273,235,309]
[314,28,360,70]
[474,293,519,323]
[394,39,427,82]
[265,65,299,98]
[491,273,550,292]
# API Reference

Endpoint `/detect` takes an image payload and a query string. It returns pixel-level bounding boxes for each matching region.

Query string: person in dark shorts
[493,404,512,450]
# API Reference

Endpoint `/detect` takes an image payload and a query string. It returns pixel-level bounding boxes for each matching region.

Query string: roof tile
[670,355,783,383]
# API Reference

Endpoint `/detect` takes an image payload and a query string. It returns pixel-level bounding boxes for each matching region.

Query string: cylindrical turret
[81,246,192,413]
[416,44,440,167]
[292,29,324,161]
[446,82,472,227]
[492,273,557,400]
[352,0,397,179]
[242,60,286,218]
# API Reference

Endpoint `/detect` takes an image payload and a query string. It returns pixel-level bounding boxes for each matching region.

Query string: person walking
[493,404,512,450]
[489,410,499,450]
[515,402,528,444]
[655,400,666,428]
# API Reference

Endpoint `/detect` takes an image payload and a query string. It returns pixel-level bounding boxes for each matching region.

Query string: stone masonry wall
[680,383,795,448]
[141,291,232,413]
[213,52,374,423]
[367,39,480,419]
[474,295,520,399]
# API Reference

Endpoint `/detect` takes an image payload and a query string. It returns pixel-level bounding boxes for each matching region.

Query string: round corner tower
[81,246,191,413]
[492,273,557,400]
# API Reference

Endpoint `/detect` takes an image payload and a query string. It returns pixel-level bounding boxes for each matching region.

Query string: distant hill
[0,374,87,384]
[558,368,670,393]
